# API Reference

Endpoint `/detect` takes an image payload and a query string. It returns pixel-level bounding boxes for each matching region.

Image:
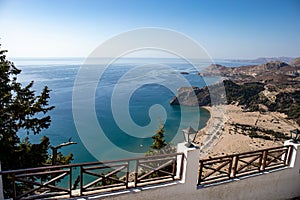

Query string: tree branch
[51,142,77,150]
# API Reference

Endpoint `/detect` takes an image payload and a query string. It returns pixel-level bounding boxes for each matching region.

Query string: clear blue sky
[0,0,299,59]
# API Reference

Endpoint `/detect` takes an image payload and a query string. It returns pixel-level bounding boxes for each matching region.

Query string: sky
[0,0,299,59]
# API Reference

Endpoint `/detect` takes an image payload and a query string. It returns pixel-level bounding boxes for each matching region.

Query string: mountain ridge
[228,56,295,64]
[171,57,300,125]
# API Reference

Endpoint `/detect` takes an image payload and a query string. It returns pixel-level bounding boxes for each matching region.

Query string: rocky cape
[170,86,211,106]
[199,60,300,84]
[171,57,300,125]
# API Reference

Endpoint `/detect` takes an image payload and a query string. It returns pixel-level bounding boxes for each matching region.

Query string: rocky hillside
[230,57,295,64]
[200,59,300,86]
[170,86,210,106]
[290,57,300,67]
[170,80,265,107]
[171,58,300,125]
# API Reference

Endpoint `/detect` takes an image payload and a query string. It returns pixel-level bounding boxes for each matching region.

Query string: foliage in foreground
[142,121,176,180]
[0,45,73,198]
[146,121,176,156]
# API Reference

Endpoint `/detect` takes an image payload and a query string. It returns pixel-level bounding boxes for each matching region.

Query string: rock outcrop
[171,58,300,125]
[200,60,300,84]
[290,57,300,67]
[256,61,289,70]
[170,86,211,106]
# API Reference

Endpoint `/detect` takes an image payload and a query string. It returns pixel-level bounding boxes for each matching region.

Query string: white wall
[79,141,300,200]
[2,142,298,200]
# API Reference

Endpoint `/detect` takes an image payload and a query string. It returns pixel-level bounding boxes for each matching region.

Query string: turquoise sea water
[13,58,260,164]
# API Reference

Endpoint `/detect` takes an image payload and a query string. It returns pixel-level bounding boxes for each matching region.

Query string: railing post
[134,160,138,188]
[228,156,233,178]
[12,173,16,200]
[125,161,129,189]
[69,167,72,197]
[177,143,200,191]
[172,157,176,180]
[80,166,83,196]
[284,140,300,167]
[258,151,263,171]
[286,145,293,166]
[281,146,289,165]
[231,154,238,178]
[198,161,203,185]
[0,162,4,200]
[176,152,184,180]
[261,150,268,171]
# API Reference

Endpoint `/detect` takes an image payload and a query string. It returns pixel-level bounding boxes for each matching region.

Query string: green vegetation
[223,80,265,108]
[141,121,176,180]
[94,173,121,187]
[150,121,167,151]
[204,80,265,107]
[0,45,73,170]
[218,80,300,125]
[269,91,300,124]
[0,45,73,197]
[249,131,271,140]
[232,123,290,141]
[146,121,176,156]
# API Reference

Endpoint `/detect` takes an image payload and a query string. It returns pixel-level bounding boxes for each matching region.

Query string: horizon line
[8,56,297,60]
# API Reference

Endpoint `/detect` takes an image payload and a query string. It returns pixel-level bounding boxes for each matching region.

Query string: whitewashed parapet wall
[1,141,299,200]
[74,141,300,200]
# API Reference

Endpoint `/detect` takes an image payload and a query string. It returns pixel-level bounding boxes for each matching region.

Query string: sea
[12,57,261,164]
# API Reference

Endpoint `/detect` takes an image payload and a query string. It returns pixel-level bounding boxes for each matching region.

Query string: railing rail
[198,145,293,185]
[0,153,184,200]
[135,154,179,187]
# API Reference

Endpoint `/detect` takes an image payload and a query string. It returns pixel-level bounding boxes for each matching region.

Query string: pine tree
[0,44,75,198]
[0,45,72,170]
[144,121,176,179]
[150,122,167,151]
[146,120,176,156]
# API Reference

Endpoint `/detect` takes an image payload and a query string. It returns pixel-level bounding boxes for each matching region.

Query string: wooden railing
[135,153,182,187]
[0,153,184,200]
[198,145,293,185]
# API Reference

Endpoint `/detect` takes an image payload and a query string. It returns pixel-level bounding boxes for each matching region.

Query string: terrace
[0,140,300,200]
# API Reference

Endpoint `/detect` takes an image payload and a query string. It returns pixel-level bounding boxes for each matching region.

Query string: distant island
[171,57,300,157]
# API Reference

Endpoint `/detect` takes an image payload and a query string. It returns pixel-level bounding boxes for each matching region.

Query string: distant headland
[170,57,300,157]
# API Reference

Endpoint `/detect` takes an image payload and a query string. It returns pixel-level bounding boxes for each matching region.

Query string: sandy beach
[194,104,300,158]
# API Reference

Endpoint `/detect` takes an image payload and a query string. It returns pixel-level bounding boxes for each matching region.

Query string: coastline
[195,104,300,158]
[198,105,213,135]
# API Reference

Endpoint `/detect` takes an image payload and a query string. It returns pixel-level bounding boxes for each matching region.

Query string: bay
[13,57,256,163]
